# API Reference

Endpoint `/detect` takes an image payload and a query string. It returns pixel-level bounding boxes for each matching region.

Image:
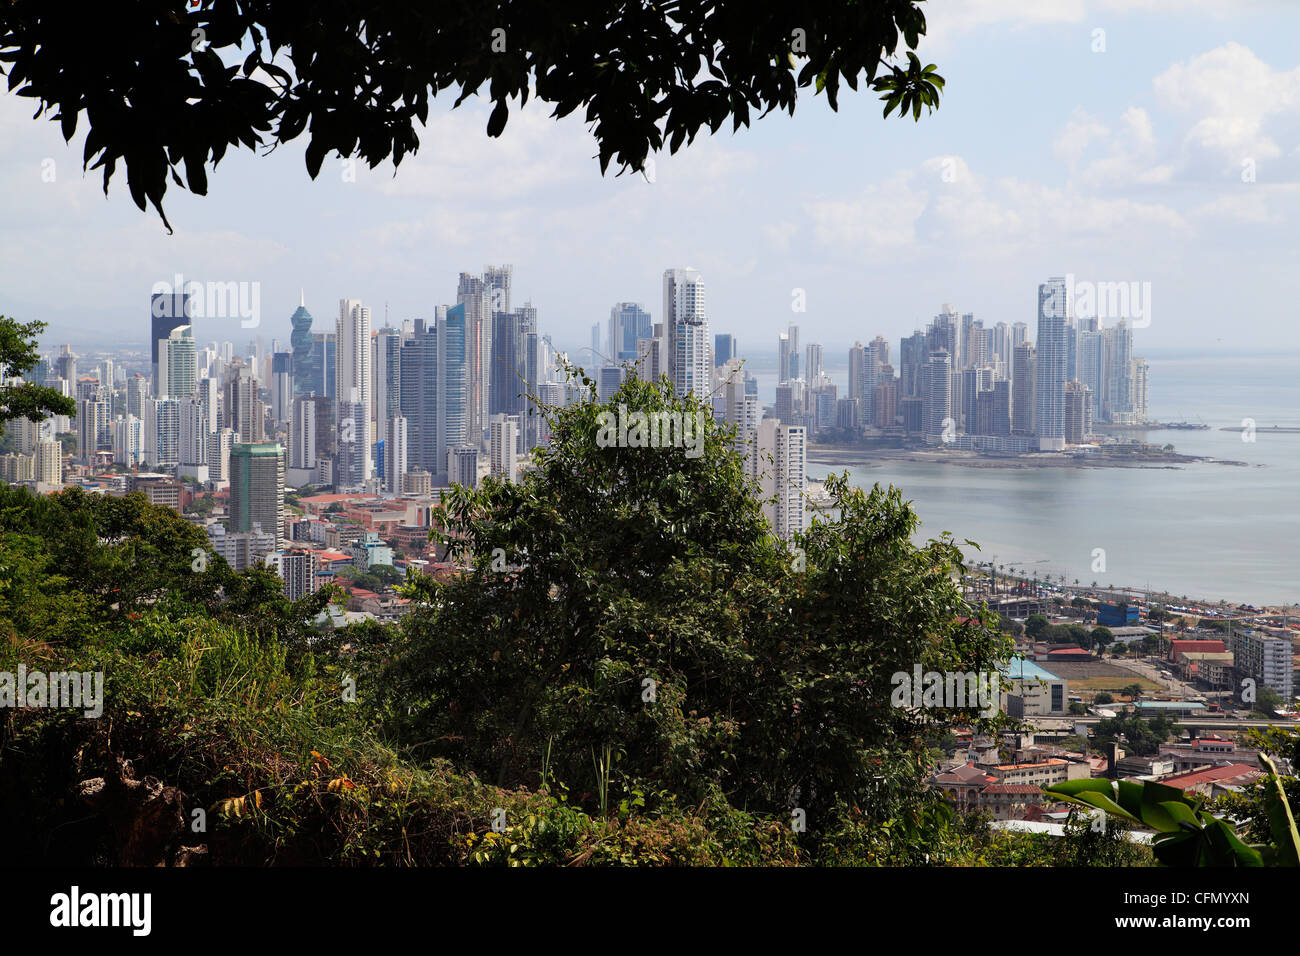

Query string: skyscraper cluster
[17,269,1149,571]
[822,278,1147,453]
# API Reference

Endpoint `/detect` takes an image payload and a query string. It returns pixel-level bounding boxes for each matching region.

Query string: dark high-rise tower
[713,333,735,367]
[290,291,314,396]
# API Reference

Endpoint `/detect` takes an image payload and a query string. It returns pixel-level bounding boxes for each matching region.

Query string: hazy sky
[2,0,1299,357]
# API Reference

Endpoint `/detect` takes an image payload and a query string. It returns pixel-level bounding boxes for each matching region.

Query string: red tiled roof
[992,759,1068,770]
[1163,763,1260,790]
[300,493,378,504]
[982,784,1042,794]
[1168,639,1226,655]
[933,764,995,785]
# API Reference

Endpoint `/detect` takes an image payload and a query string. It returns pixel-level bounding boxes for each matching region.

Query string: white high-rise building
[268,549,318,601]
[721,363,760,462]
[208,428,237,485]
[77,398,110,462]
[753,418,806,543]
[126,374,149,420]
[34,439,63,485]
[144,398,181,466]
[196,377,219,430]
[804,342,822,382]
[384,414,408,494]
[456,273,491,448]
[1132,357,1149,422]
[778,325,800,383]
[11,416,41,455]
[489,414,518,484]
[1105,320,1134,423]
[663,268,710,401]
[922,350,952,441]
[114,416,145,467]
[157,325,197,400]
[271,353,294,425]
[289,395,318,470]
[336,299,373,479]
[178,397,213,466]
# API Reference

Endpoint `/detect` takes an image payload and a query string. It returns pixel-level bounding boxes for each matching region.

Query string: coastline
[807,444,1250,470]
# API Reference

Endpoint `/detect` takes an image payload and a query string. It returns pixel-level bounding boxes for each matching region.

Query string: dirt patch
[1038,661,1163,694]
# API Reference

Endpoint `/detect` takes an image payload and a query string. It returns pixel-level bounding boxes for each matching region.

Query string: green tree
[1257,686,1283,717]
[370,564,405,586]
[0,482,330,650]
[1025,614,1049,638]
[1090,626,1113,655]
[1,2,945,230]
[377,373,1010,856]
[1041,624,1072,644]
[0,317,77,430]
[1095,692,1114,705]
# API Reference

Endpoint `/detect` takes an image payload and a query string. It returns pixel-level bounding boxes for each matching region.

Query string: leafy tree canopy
[0,316,77,429]
[0,1,944,230]
[376,372,1011,854]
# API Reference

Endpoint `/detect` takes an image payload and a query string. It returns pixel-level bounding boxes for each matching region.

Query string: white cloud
[803,172,930,248]
[1153,42,1300,174]
[1053,110,1111,166]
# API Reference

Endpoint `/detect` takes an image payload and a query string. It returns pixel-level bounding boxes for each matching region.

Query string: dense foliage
[0,371,1032,866]
[375,373,1013,857]
[1,1,944,229]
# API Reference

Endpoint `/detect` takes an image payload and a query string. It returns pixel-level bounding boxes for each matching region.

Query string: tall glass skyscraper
[437,303,468,474]
[490,303,537,417]
[609,302,652,363]
[308,333,336,398]
[1035,277,1070,450]
[713,333,735,367]
[400,319,438,473]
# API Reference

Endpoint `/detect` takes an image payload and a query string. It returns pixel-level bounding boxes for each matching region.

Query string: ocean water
[754,351,1300,606]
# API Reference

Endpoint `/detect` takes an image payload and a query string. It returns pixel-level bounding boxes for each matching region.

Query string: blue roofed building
[1000,656,1069,717]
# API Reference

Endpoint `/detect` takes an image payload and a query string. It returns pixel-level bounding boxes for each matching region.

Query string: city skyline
[5,7,1300,355]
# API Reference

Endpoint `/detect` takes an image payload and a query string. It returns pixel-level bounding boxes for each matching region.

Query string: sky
[2,0,1299,358]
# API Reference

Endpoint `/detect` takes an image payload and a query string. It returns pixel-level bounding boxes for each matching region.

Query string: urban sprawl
[8,266,1296,835]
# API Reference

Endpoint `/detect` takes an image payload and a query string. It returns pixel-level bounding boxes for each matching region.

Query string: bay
[743,350,1300,606]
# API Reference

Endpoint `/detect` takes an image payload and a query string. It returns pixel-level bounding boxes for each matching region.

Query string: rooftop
[1162,763,1261,790]
[1001,656,1062,683]
[1136,700,1208,711]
